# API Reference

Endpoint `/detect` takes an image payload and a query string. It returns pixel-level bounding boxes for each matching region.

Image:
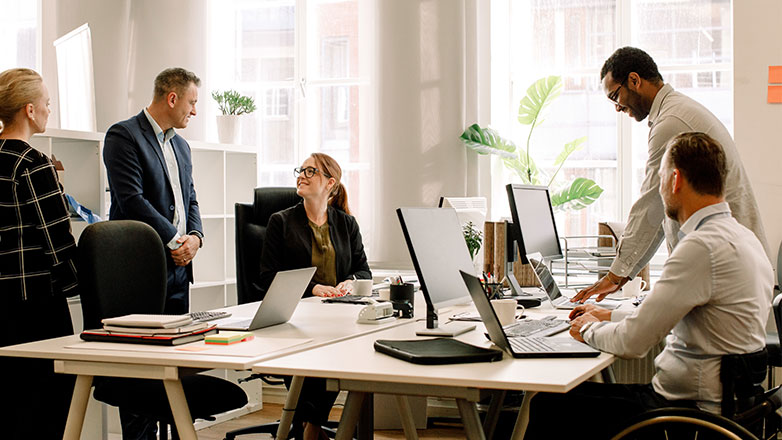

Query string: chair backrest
[235,187,301,304]
[721,349,768,418]
[77,220,167,330]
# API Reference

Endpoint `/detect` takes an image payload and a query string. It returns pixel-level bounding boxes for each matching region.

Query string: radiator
[609,342,663,384]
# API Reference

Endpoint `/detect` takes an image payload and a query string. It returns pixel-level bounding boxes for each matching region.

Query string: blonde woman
[0,68,78,438]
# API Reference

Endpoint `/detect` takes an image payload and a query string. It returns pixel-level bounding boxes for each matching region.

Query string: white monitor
[396,207,476,336]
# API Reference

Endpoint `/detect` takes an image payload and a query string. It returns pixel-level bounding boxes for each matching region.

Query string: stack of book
[80,314,218,346]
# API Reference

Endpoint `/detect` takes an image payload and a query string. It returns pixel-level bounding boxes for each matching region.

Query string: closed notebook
[374,338,503,365]
[101,314,193,329]
[102,321,209,335]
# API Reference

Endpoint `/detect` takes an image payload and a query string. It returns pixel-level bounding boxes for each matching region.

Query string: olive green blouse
[309,219,337,287]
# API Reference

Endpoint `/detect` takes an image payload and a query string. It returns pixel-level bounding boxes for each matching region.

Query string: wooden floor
[197,403,467,439]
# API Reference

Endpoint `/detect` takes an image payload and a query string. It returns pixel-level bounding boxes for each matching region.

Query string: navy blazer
[103,110,202,281]
[258,202,371,298]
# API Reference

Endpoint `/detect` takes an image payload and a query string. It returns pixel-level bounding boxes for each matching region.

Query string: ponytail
[329,182,351,215]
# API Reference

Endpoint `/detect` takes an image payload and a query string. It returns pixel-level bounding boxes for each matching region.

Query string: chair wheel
[610,408,759,440]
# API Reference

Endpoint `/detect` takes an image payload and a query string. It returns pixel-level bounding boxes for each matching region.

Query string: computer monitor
[506,184,563,264]
[396,207,476,336]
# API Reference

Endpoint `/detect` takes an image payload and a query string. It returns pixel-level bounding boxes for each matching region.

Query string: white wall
[734,1,782,278]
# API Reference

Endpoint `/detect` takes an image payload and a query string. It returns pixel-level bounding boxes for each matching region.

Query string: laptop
[216,267,316,331]
[460,270,599,358]
[527,252,622,310]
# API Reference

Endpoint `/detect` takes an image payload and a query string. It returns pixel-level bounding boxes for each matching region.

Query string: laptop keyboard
[188,310,232,322]
[504,316,570,338]
[509,336,557,352]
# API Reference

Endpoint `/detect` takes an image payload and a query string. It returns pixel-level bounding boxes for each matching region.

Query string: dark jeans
[524,382,696,439]
[285,376,340,427]
[119,264,190,439]
[0,295,75,440]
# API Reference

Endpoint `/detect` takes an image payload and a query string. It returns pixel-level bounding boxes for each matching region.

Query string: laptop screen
[527,253,563,302]
[459,270,512,352]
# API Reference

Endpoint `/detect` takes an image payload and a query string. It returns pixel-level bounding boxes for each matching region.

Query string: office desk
[0,299,410,440]
[252,318,614,440]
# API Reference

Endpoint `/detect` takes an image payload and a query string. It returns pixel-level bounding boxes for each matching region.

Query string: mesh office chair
[766,242,782,387]
[78,220,248,439]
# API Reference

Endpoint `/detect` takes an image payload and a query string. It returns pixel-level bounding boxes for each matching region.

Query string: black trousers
[285,376,340,427]
[523,382,696,439]
[0,295,75,440]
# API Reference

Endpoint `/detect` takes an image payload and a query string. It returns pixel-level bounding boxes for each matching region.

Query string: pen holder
[483,282,503,299]
[390,283,415,319]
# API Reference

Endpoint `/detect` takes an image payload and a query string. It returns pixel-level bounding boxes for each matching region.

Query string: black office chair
[765,242,782,387]
[78,220,248,439]
[235,187,302,304]
[612,349,782,439]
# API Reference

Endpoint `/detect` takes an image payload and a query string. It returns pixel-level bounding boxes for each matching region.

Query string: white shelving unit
[29,129,258,326]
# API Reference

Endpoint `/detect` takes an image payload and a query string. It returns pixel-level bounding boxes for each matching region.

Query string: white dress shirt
[583,202,773,412]
[143,108,187,249]
[609,84,769,278]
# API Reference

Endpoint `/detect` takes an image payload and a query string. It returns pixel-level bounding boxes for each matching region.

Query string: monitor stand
[415,306,475,337]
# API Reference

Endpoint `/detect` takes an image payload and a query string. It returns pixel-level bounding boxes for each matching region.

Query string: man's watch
[606,272,623,285]
[189,231,204,248]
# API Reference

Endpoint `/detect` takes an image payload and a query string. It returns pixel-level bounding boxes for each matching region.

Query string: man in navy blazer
[104,67,203,315]
[103,67,204,438]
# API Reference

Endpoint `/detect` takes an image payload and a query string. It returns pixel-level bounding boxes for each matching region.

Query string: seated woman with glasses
[259,152,371,439]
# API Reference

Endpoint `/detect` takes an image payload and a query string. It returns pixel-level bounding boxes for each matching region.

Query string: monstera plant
[460,76,603,210]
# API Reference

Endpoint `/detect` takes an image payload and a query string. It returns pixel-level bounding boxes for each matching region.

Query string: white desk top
[0,299,411,370]
[252,317,614,394]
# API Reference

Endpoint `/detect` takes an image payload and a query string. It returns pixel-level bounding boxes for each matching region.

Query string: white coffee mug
[491,299,517,326]
[621,277,648,298]
[353,279,373,296]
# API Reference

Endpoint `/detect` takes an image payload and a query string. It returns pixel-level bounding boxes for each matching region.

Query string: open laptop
[527,252,622,310]
[217,267,316,331]
[460,270,599,358]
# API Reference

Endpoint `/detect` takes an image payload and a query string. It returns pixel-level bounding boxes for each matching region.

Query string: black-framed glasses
[607,80,625,104]
[294,166,331,179]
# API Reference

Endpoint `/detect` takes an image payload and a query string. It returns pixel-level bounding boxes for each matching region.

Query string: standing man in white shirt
[573,47,768,303]
[103,67,204,439]
[524,132,773,439]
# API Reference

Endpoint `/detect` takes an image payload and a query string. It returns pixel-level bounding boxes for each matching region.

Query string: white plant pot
[216,115,240,144]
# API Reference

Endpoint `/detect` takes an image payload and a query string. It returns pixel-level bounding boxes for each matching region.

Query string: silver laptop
[460,270,599,358]
[217,267,316,331]
[527,252,621,310]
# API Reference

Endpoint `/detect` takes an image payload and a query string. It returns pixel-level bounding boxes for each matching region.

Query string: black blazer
[259,202,371,297]
[103,111,202,282]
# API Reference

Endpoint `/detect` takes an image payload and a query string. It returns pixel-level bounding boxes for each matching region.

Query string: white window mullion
[617,0,634,221]
[294,0,307,164]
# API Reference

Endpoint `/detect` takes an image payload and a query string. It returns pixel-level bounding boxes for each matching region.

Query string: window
[208,0,374,252]
[491,0,732,263]
[0,0,37,71]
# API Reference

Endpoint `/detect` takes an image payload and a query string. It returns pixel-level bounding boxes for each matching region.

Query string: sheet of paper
[65,336,312,357]
[768,85,782,103]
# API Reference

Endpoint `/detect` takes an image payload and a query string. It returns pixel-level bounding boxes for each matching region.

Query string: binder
[374,338,503,365]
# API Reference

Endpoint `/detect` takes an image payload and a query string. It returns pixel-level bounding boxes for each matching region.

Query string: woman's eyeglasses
[294,166,331,179]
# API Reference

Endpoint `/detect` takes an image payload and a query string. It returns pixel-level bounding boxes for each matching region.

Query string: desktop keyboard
[188,310,232,322]
[504,316,570,338]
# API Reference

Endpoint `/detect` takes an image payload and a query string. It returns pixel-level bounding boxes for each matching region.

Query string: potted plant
[212,89,257,144]
[459,75,603,210]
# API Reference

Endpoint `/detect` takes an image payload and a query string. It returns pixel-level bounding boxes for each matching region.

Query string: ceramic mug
[491,298,517,326]
[621,277,648,298]
[353,279,373,296]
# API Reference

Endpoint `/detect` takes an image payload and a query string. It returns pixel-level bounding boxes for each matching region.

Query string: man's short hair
[666,132,727,197]
[600,47,663,84]
[153,68,201,100]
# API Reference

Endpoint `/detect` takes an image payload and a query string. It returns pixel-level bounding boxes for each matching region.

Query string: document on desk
[66,336,312,357]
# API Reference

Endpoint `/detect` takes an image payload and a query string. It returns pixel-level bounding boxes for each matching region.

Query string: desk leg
[162,379,198,440]
[394,395,419,440]
[357,392,374,440]
[63,374,93,440]
[483,390,506,439]
[336,391,365,440]
[277,375,304,439]
[455,398,486,440]
[510,391,537,440]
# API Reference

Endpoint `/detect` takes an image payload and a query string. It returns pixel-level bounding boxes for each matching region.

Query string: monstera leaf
[459,124,516,159]
[550,177,604,211]
[518,76,563,128]
[548,136,587,186]
[502,154,542,185]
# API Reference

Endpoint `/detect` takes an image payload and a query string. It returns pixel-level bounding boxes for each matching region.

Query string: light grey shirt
[143,108,186,249]
[609,84,769,278]
[584,202,773,412]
